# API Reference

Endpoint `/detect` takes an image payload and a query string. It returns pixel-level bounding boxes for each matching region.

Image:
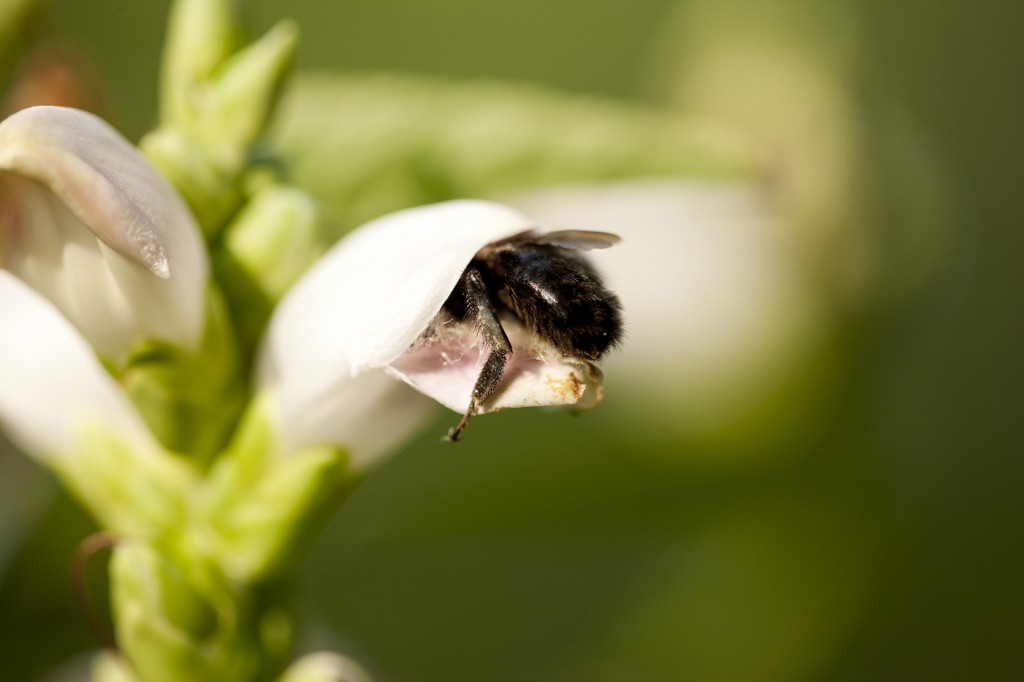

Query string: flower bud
[205,20,298,154]
[210,443,349,583]
[160,0,297,164]
[159,0,240,130]
[223,185,328,301]
[139,126,243,236]
[195,393,348,583]
[110,542,262,682]
[216,183,329,349]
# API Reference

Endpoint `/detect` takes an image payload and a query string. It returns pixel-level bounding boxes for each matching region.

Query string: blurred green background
[1,0,1022,680]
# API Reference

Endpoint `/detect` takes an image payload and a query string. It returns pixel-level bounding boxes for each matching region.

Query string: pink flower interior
[386,316,603,415]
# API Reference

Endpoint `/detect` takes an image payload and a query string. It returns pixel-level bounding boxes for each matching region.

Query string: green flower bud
[198,393,350,583]
[212,444,349,583]
[160,0,242,132]
[139,127,244,237]
[147,1,300,235]
[204,20,299,155]
[224,184,327,300]
[163,16,298,166]
[110,542,260,682]
[216,183,329,351]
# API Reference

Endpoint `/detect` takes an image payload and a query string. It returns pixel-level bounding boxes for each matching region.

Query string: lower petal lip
[386,317,605,415]
[0,271,159,460]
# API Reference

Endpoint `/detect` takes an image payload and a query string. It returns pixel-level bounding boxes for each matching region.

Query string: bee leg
[445,268,512,442]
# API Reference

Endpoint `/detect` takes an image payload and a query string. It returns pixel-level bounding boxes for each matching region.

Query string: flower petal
[264,372,437,474]
[262,200,534,378]
[0,106,208,360]
[0,270,160,462]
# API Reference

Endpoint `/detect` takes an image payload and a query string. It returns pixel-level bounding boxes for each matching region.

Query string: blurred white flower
[0,105,207,362]
[504,179,829,437]
[278,652,375,682]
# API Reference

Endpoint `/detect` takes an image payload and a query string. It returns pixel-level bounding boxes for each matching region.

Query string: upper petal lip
[0,106,172,276]
[0,106,209,359]
[258,200,537,404]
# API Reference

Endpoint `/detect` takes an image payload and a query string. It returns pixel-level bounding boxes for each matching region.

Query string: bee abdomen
[505,255,622,361]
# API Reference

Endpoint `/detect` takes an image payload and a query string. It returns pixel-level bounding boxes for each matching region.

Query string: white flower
[0,270,161,462]
[0,105,207,362]
[0,103,206,473]
[258,200,607,470]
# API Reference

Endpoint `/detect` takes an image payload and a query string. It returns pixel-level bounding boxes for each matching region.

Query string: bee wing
[530,230,621,250]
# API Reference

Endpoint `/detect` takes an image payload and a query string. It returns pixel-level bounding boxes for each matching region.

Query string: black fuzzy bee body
[482,242,622,360]
[443,230,623,440]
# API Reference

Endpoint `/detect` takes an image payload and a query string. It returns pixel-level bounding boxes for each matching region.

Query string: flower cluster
[0,107,613,682]
[0,3,615,680]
